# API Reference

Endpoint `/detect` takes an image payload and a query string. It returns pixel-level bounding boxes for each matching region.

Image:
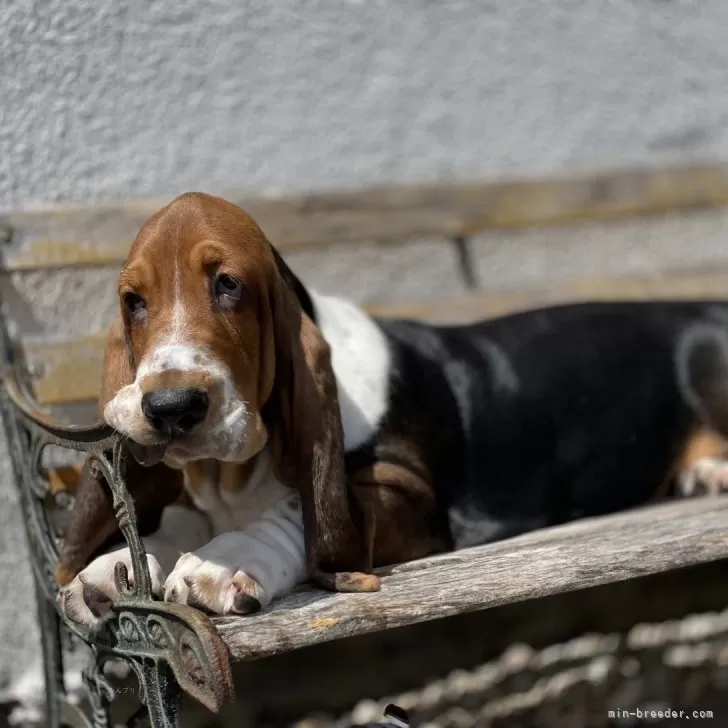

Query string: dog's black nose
[142,388,209,436]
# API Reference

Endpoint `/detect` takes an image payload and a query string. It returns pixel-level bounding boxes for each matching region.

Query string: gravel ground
[306,607,728,728]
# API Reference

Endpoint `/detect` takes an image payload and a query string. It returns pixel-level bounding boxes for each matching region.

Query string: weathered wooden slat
[366,269,728,323]
[215,496,728,662]
[24,332,106,406]
[20,268,728,406]
[3,163,728,271]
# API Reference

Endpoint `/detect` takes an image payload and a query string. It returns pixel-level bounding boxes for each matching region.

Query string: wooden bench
[4,163,728,728]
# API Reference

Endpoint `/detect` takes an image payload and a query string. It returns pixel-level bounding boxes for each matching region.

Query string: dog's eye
[123,292,146,320]
[214,273,244,309]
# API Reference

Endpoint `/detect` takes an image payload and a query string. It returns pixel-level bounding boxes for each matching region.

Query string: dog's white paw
[679,456,728,498]
[58,548,166,628]
[163,532,283,616]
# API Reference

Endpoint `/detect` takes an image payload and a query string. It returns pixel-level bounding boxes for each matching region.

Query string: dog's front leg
[163,495,306,615]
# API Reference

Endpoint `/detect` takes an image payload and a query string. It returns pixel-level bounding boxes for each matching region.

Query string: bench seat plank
[215,496,728,661]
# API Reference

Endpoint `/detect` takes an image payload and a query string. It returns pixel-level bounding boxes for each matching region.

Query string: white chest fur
[310,291,391,452]
[183,450,293,536]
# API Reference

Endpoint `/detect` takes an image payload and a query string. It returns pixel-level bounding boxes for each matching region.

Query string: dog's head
[104,193,283,466]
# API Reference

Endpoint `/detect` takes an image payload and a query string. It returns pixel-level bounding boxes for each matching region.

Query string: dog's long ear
[55,317,182,586]
[266,250,379,593]
[55,458,182,586]
[98,316,134,416]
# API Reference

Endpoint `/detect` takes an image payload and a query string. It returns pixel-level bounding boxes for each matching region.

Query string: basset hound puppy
[57,192,728,626]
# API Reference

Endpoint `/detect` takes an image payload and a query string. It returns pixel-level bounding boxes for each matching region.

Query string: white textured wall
[4,0,728,706]
[4,0,728,208]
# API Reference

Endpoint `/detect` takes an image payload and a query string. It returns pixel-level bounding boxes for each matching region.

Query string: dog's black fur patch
[348,301,728,549]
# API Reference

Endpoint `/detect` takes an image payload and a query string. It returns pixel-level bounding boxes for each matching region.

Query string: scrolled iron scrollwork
[0,306,235,728]
[82,650,116,728]
[93,600,235,714]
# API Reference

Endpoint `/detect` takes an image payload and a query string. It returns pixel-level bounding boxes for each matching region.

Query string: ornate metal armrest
[0,315,234,727]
